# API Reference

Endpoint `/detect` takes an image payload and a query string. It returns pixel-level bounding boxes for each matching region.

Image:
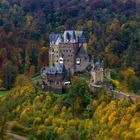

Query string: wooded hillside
[1,76,140,139]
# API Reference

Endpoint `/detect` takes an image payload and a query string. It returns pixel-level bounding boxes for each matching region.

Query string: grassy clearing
[0,90,10,97]
[31,75,41,81]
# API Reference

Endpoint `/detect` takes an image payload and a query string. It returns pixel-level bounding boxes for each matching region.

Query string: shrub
[136,103,140,112]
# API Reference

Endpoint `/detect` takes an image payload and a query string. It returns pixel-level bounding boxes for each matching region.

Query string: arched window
[76,58,81,65]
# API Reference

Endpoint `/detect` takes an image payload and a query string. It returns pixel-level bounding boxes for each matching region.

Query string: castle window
[67,59,69,62]
[76,58,80,65]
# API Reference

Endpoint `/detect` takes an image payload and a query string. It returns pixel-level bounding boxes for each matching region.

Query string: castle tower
[90,59,104,84]
[49,48,54,66]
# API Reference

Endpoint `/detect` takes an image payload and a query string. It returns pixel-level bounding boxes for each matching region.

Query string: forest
[0,76,140,139]
[0,0,140,139]
[0,0,140,93]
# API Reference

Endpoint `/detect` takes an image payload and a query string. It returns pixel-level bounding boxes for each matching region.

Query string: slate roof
[92,60,104,71]
[76,46,87,58]
[41,63,67,76]
[49,30,86,44]
[49,34,63,44]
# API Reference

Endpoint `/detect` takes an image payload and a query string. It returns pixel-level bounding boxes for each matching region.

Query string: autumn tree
[1,60,18,89]
[38,47,49,67]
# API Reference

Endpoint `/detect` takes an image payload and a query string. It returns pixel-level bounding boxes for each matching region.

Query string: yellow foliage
[36,125,46,137]
[42,108,46,114]
[127,105,136,115]
[38,125,46,130]
[122,68,135,80]
[105,43,112,53]
[100,116,108,124]
[45,116,53,126]
[26,15,33,26]
[108,111,116,124]
[52,118,58,127]
[75,97,82,111]
[111,125,120,139]
[111,79,129,92]
[88,34,97,47]
[124,133,134,140]
[60,120,67,128]
[20,110,27,122]
[9,121,18,128]
[53,105,60,114]
[56,127,64,135]
[15,105,21,112]
[61,106,66,113]
[78,121,84,131]
[136,98,140,103]
[68,107,72,112]
[85,119,93,129]
[48,116,53,122]
[34,96,40,102]
[67,119,79,127]
[106,19,119,34]
[44,118,51,126]
[135,134,140,140]
[45,95,52,106]
[34,117,41,124]
[120,119,129,126]
[129,117,139,129]
[92,100,98,108]
[135,128,140,135]
[60,112,65,118]
[39,94,44,100]
[56,119,63,127]
[86,20,93,28]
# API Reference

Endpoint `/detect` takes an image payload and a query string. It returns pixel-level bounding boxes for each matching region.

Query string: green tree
[68,77,91,116]
[1,61,18,90]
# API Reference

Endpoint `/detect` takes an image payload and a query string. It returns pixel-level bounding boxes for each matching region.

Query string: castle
[49,30,90,74]
[41,30,110,93]
[90,60,110,85]
[41,53,70,93]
